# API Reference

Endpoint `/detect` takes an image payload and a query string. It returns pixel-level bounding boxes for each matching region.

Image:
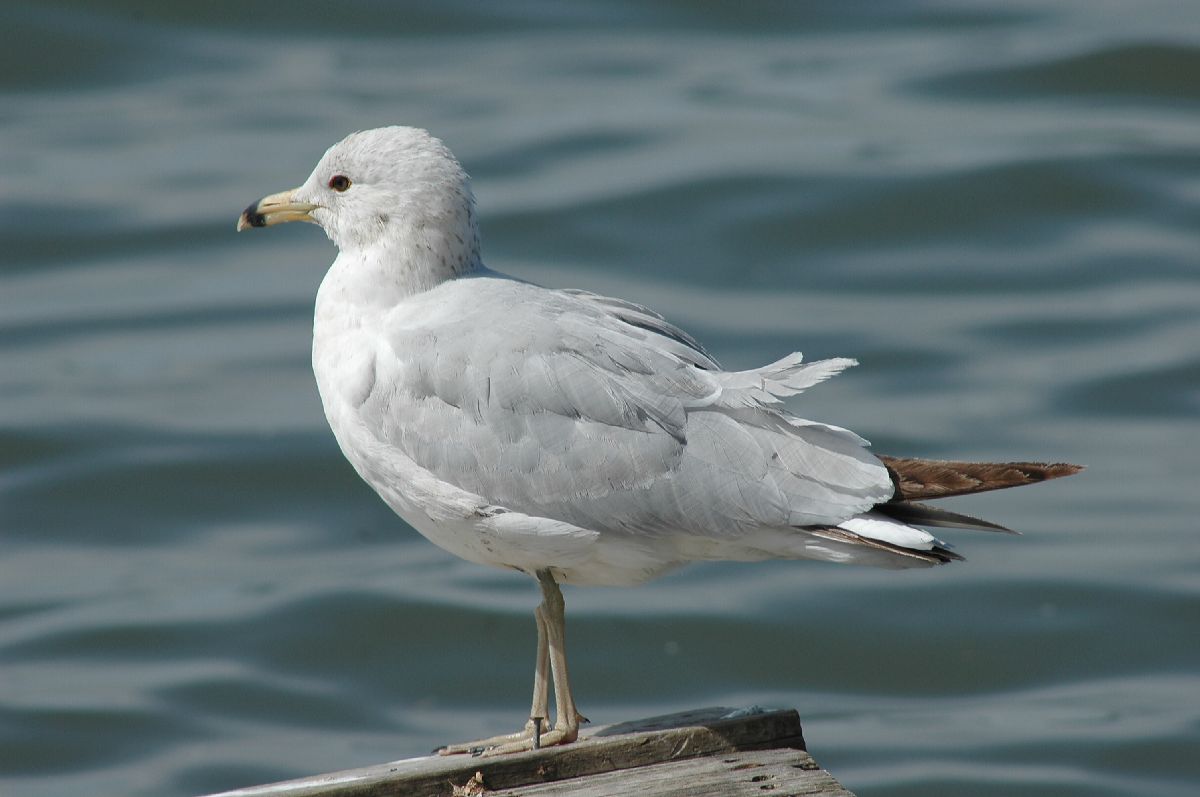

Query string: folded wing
[365,279,893,543]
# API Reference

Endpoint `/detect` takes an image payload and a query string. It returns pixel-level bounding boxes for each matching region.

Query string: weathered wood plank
[486,748,850,796]
[205,707,852,797]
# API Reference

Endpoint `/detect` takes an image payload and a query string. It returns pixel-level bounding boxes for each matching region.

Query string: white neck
[320,201,483,313]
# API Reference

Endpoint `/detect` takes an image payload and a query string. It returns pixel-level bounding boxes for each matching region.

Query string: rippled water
[3,2,1198,795]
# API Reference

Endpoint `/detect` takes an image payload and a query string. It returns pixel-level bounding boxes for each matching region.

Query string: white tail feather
[837,513,942,551]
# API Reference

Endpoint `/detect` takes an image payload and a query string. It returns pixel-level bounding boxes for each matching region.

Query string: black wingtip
[876,500,1020,534]
[930,545,966,563]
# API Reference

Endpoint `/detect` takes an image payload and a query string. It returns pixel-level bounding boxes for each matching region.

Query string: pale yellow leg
[533,569,584,746]
[437,569,583,756]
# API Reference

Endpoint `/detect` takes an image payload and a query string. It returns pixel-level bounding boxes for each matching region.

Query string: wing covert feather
[359,278,892,538]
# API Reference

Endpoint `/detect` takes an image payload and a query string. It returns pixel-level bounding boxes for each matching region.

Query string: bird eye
[328,174,351,192]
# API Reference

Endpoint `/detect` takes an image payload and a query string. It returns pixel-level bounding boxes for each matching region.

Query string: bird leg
[532,568,585,747]
[436,569,582,756]
[475,570,584,754]
[529,602,551,740]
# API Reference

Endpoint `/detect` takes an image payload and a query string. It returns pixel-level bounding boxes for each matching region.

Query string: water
[2,2,1198,795]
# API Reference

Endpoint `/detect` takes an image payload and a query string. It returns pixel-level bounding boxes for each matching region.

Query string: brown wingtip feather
[878,456,1084,501]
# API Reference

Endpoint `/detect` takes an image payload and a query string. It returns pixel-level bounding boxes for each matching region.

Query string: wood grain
[203,707,854,797]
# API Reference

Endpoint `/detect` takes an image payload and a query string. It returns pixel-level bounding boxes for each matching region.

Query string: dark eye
[328,174,351,192]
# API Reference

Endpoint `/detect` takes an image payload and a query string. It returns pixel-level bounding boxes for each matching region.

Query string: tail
[865,455,1083,559]
[877,456,1084,501]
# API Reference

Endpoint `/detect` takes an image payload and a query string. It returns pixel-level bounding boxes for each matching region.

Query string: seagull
[236,126,1081,755]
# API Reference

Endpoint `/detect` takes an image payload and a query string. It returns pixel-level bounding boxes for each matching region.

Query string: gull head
[237,126,480,269]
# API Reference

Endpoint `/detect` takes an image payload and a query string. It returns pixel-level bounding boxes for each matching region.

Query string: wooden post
[204,707,855,797]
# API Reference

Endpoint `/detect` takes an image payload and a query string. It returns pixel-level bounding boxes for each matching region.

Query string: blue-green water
[2,2,1198,795]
